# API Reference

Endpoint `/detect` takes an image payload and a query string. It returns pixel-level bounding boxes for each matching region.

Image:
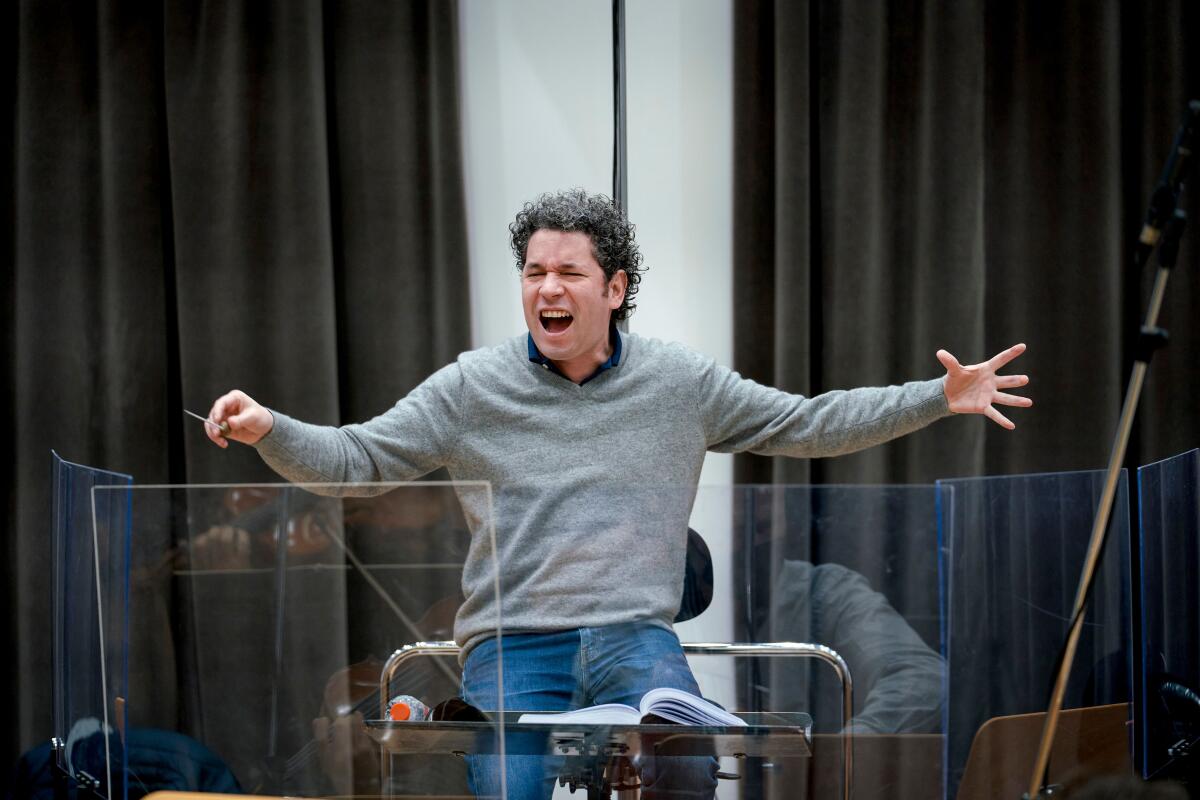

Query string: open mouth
[540,310,574,334]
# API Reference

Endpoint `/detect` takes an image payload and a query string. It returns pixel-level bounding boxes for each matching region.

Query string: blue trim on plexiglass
[1136,462,1150,779]
[118,482,133,800]
[935,479,951,799]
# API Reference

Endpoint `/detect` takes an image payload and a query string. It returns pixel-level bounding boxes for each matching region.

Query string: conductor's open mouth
[540,311,573,333]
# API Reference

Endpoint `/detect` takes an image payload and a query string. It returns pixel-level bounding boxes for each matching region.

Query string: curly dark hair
[509,188,645,321]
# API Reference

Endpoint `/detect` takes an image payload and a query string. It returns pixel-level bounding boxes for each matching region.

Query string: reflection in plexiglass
[51,473,1140,799]
[51,453,132,799]
[695,484,945,800]
[1138,449,1200,783]
[939,470,1132,799]
[86,482,498,799]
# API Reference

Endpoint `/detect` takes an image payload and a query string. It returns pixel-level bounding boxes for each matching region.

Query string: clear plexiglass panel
[51,453,133,798]
[57,471,1144,800]
[938,470,1132,800]
[678,484,944,800]
[87,481,501,799]
[1138,448,1200,782]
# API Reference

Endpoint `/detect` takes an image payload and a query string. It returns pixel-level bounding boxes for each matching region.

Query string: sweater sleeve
[694,354,951,458]
[810,563,945,734]
[252,361,463,494]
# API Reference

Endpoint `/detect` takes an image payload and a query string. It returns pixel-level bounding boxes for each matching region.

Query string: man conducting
[205,188,1031,798]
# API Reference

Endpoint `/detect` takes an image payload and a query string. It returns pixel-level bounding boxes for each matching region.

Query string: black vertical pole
[612,0,628,214]
[612,0,629,333]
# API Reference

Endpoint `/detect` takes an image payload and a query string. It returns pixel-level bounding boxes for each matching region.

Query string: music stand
[959,703,1131,800]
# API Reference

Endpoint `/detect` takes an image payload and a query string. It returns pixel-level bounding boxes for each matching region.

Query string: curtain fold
[8,0,469,775]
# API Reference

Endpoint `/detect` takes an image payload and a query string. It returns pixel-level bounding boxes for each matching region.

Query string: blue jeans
[461,622,720,799]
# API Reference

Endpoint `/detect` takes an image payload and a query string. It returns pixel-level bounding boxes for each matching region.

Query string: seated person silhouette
[770,559,944,734]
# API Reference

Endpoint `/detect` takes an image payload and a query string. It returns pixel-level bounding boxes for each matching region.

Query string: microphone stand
[1023,100,1199,799]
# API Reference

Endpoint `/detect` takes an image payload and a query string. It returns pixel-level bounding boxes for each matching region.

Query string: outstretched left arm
[937,343,1032,430]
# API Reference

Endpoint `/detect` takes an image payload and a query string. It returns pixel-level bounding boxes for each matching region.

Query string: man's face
[522,229,627,374]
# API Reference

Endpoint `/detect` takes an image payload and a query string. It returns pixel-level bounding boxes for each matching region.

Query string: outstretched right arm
[202,362,465,490]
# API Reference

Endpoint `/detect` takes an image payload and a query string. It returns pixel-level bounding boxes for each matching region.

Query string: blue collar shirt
[527,325,623,385]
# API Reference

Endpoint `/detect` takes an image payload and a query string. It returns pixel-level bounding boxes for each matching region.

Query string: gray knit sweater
[254,332,950,654]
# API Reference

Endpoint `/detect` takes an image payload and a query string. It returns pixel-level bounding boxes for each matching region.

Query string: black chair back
[674,528,714,623]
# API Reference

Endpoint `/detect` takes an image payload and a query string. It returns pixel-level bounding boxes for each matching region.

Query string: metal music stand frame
[376,640,853,800]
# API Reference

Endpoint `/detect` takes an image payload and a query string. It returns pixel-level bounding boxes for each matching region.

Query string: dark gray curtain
[733,1,1200,792]
[734,0,1200,487]
[6,0,469,779]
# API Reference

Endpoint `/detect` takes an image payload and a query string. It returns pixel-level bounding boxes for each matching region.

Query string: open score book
[517,688,747,727]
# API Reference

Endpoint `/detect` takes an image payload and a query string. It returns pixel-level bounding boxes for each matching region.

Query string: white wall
[460,0,615,351]
[459,0,733,468]
[459,3,736,788]
[621,0,737,717]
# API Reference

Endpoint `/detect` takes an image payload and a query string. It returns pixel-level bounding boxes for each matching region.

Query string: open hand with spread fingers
[937,343,1032,430]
